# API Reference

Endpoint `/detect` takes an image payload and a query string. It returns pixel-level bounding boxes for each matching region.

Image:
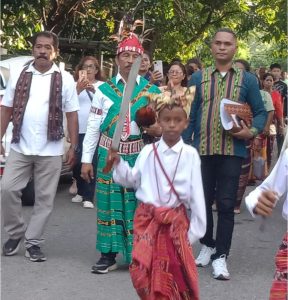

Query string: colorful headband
[145,86,196,116]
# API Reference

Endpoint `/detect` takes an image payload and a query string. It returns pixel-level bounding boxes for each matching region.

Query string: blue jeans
[72,134,97,202]
[200,155,243,259]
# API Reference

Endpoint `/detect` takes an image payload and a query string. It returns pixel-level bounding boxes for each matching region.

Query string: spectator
[262,73,285,168]
[163,61,187,90]
[258,67,267,88]
[270,63,287,156]
[138,50,162,86]
[71,56,104,209]
[1,31,79,262]
[186,57,202,81]
[233,59,268,213]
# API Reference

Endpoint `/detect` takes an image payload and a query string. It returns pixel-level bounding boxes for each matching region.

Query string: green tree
[1,0,286,65]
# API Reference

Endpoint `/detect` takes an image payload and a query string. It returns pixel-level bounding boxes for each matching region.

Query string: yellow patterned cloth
[145,86,196,116]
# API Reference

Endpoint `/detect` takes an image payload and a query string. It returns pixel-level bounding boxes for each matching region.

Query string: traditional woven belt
[99,134,144,155]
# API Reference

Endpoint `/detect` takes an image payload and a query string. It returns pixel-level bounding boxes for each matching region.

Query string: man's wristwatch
[70,144,80,153]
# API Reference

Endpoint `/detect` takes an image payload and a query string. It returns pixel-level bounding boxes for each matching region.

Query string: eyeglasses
[168,70,183,75]
[82,64,98,70]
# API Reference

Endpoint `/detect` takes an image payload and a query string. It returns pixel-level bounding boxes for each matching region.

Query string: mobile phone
[153,60,163,76]
[79,70,87,81]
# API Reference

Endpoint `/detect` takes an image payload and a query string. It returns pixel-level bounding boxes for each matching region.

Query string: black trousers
[276,133,284,157]
[200,155,243,259]
[72,134,97,202]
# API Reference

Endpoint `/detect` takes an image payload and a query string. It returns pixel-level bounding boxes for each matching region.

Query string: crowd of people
[1,27,287,300]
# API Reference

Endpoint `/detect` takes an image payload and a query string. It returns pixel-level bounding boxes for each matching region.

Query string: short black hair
[186,57,202,70]
[32,31,59,49]
[212,28,237,41]
[235,59,250,72]
[270,63,282,70]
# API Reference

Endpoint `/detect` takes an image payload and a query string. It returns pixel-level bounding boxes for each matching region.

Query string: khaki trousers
[1,149,62,248]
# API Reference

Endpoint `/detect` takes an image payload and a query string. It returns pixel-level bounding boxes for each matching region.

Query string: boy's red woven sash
[130,203,199,300]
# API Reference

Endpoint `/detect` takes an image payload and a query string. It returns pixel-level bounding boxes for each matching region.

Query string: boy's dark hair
[158,103,188,118]
[32,31,59,49]
[270,63,282,70]
[263,73,275,81]
[212,28,237,41]
[235,59,250,72]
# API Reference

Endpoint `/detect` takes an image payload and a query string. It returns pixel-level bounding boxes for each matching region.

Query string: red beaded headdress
[110,12,151,55]
[116,33,144,55]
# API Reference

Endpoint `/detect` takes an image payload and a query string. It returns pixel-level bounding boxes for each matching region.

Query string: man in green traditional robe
[81,33,160,274]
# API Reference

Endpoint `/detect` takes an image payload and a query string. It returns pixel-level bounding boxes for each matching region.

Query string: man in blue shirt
[183,28,266,280]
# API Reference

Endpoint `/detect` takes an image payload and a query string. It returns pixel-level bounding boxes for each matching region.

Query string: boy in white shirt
[108,95,206,300]
[245,131,288,300]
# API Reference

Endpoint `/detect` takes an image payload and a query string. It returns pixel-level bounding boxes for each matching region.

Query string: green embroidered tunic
[95,76,159,262]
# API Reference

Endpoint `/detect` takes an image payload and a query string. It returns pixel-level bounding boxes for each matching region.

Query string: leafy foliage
[1,0,286,67]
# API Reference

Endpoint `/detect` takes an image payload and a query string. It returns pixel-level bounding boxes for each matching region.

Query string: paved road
[1,177,286,300]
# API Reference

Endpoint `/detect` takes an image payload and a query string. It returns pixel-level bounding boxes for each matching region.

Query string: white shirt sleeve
[187,150,207,244]
[81,88,113,163]
[62,71,79,112]
[2,70,17,107]
[113,155,142,189]
[245,149,288,218]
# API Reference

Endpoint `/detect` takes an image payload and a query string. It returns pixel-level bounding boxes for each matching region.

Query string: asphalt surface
[1,176,286,300]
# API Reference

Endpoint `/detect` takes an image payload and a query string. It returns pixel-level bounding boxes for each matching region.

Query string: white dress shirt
[2,62,79,156]
[77,81,104,134]
[113,137,207,245]
[245,149,288,220]
[82,73,142,163]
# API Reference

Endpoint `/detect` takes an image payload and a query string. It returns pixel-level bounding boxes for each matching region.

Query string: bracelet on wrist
[70,144,80,153]
[249,127,258,138]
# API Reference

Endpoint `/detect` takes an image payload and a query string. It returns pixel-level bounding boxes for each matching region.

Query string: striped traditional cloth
[130,203,199,300]
[95,76,160,263]
[96,77,159,263]
[99,134,143,155]
[269,232,288,300]
[235,141,252,209]
[96,144,140,263]
[199,67,243,156]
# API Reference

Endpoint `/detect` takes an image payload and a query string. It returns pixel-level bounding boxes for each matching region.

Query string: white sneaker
[71,194,83,203]
[83,201,94,209]
[195,245,216,267]
[212,254,230,280]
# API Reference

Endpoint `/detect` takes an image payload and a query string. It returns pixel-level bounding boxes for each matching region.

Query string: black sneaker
[25,245,47,262]
[2,238,22,256]
[91,256,117,274]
